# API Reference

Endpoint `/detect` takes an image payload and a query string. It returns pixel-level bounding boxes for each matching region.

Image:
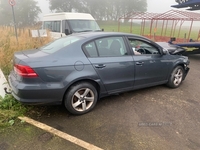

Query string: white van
[42,12,101,39]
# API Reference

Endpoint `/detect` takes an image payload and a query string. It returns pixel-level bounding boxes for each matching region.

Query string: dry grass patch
[0,26,52,77]
[0,26,52,127]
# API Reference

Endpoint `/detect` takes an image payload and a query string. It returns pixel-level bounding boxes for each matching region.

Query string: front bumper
[183,67,190,80]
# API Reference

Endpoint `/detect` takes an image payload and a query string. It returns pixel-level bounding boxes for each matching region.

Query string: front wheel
[167,66,184,88]
[64,82,98,115]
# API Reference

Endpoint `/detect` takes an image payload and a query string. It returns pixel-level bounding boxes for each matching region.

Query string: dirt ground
[0,54,200,150]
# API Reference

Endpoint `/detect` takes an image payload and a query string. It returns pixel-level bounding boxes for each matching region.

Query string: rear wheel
[64,82,98,115]
[167,66,184,88]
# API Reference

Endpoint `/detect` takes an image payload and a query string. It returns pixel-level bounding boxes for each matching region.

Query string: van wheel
[167,66,184,88]
[64,82,98,115]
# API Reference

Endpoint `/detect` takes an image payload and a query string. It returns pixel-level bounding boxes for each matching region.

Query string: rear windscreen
[40,36,83,53]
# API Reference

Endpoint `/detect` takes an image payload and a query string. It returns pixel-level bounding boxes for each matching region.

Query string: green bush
[0,95,27,127]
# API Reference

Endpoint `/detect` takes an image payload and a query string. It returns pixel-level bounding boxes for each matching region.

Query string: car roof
[69,31,146,39]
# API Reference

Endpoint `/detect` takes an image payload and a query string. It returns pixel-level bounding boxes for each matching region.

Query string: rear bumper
[8,73,64,105]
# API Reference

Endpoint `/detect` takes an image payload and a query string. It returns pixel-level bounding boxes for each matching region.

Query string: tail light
[14,64,38,77]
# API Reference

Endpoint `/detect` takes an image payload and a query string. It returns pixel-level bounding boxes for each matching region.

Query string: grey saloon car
[8,32,190,115]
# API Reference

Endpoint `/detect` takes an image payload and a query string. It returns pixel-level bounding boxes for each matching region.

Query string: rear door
[83,36,135,94]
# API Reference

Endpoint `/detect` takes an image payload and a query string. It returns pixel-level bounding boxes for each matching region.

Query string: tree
[47,0,147,21]
[103,0,147,21]
[0,0,41,27]
[48,0,81,12]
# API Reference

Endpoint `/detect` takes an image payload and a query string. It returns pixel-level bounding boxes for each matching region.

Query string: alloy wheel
[71,88,95,112]
[173,68,183,86]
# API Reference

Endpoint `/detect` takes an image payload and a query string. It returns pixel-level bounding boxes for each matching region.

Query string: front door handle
[95,64,106,68]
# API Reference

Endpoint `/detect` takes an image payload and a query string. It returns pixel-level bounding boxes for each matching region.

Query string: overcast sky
[36,0,191,19]
[147,0,177,12]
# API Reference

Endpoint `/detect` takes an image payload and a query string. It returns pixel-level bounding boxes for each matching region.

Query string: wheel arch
[175,63,185,70]
[166,62,185,84]
[61,79,101,104]
[169,62,186,77]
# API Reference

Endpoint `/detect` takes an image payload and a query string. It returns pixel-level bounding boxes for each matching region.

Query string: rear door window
[83,36,128,57]
[84,42,98,57]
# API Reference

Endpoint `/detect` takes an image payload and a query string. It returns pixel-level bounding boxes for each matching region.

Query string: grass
[0,95,28,128]
[0,27,52,77]
[98,21,200,42]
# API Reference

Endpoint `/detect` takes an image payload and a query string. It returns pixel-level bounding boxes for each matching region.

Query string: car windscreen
[68,20,101,32]
[40,36,83,54]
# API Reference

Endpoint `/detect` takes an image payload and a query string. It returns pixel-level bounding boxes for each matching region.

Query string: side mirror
[162,48,168,55]
[102,28,104,31]
[65,29,70,35]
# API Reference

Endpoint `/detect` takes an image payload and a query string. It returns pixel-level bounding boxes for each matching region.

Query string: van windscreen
[67,20,100,32]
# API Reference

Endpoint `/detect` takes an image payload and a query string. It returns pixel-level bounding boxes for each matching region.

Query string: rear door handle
[95,64,106,68]
[136,62,144,66]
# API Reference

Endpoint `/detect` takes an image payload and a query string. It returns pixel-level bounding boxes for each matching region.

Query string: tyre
[64,82,98,115]
[167,66,184,88]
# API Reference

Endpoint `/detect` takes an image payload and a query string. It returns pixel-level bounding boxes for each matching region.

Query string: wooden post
[28,29,31,37]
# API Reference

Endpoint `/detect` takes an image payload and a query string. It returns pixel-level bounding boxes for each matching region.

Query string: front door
[127,38,171,89]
